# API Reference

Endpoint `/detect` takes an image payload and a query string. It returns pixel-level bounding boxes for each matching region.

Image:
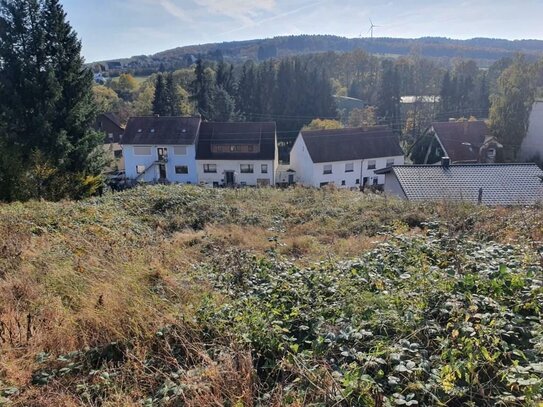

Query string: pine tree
[152,74,168,116]
[211,87,238,122]
[190,59,215,119]
[216,62,236,95]
[237,61,258,121]
[165,73,181,116]
[0,0,104,201]
[377,60,401,133]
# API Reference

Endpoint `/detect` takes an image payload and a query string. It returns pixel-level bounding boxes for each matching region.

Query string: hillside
[95,35,543,73]
[1,186,542,406]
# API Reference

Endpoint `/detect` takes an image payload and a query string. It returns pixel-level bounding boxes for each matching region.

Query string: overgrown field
[0,186,542,406]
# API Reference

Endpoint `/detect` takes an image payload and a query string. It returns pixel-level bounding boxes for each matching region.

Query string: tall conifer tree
[0,0,104,201]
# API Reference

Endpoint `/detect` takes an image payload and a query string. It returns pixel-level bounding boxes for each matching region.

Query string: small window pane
[261,164,268,174]
[386,158,395,167]
[345,163,354,172]
[323,165,332,175]
[367,160,376,170]
[240,164,254,173]
[136,165,146,174]
[174,146,187,155]
[175,166,188,174]
[204,164,217,173]
[134,146,151,156]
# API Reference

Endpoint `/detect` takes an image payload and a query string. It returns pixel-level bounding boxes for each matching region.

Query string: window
[323,164,332,175]
[114,150,122,159]
[367,160,376,170]
[341,180,346,186]
[487,148,496,159]
[345,163,354,173]
[356,179,360,185]
[261,164,268,174]
[203,164,217,173]
[373,178,379,186]
[211,144,260,153]
[136,165,145,174]
[386,158,395,167]
[175,166,188,174]
[240,164,254,173]
[320,182,329,187]
[134,146,151,156]
[174,146,187,155]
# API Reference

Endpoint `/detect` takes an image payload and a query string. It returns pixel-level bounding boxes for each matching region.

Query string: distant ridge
[92,35,543,74]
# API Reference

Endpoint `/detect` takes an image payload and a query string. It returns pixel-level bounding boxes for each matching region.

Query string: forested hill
[96,35,543,73]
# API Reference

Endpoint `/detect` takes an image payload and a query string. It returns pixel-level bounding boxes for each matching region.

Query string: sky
[61,0,543,63]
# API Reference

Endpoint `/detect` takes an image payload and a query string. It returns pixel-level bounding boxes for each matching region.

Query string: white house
[520,100,543,162]
[196,122,278,187]
[123,116,202,184]
[288,126,405,188]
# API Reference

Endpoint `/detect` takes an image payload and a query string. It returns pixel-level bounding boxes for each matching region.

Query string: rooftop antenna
[367,18,380,39]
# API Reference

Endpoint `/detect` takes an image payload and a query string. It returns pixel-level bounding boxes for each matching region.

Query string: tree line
[1,0,542,202]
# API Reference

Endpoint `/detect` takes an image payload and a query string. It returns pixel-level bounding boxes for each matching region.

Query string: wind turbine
[367,18,380,39]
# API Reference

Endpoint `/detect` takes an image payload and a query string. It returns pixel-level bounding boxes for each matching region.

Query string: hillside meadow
[0,186,542,406]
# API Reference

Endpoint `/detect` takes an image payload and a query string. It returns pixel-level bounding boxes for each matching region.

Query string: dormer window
[487,148,496,159]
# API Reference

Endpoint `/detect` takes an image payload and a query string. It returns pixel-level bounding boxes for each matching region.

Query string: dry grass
[0,185,542,405]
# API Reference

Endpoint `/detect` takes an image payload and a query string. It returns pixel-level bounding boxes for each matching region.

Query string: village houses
[122,116,201,184]
[196,122,278,187]
[94,112,125,171]
[288,126,405,188]
[420,120,502,164]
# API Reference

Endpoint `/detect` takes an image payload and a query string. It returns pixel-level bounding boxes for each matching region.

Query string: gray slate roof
[196,122,276,161]
[382,164,543,206]
[300,126,404,163]
[123,116,201,145]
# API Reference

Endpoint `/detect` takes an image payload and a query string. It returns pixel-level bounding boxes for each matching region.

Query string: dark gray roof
[300,126,404,163]
[196,122,276,161]
[123,116,201,145]
[383,164,543,206]
[431,121,489,162]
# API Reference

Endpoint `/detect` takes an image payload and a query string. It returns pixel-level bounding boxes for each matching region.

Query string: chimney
[441,157,450,169]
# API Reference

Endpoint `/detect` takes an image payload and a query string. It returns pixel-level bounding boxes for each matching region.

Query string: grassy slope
[0,186,541,406]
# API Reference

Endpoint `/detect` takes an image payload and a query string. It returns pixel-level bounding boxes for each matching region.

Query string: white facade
[124,144,198,184]
[520,100,543,162]
[289,135,405,188]
[382,172,407,199]
[196,160,276,187]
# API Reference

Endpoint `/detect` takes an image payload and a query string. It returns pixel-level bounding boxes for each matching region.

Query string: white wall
[123,144,198,184]
[196,160,276,186]
[299,155,405,188]
[520,101,543,161]
[289,136,314,186]
[383,172,407,199]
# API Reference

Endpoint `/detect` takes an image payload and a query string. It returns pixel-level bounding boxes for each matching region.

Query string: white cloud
[193,0,277,24]
[156,0,191,22]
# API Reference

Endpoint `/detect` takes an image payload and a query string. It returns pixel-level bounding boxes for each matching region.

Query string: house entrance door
[158,164,167,180]
[225,171,235,186]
